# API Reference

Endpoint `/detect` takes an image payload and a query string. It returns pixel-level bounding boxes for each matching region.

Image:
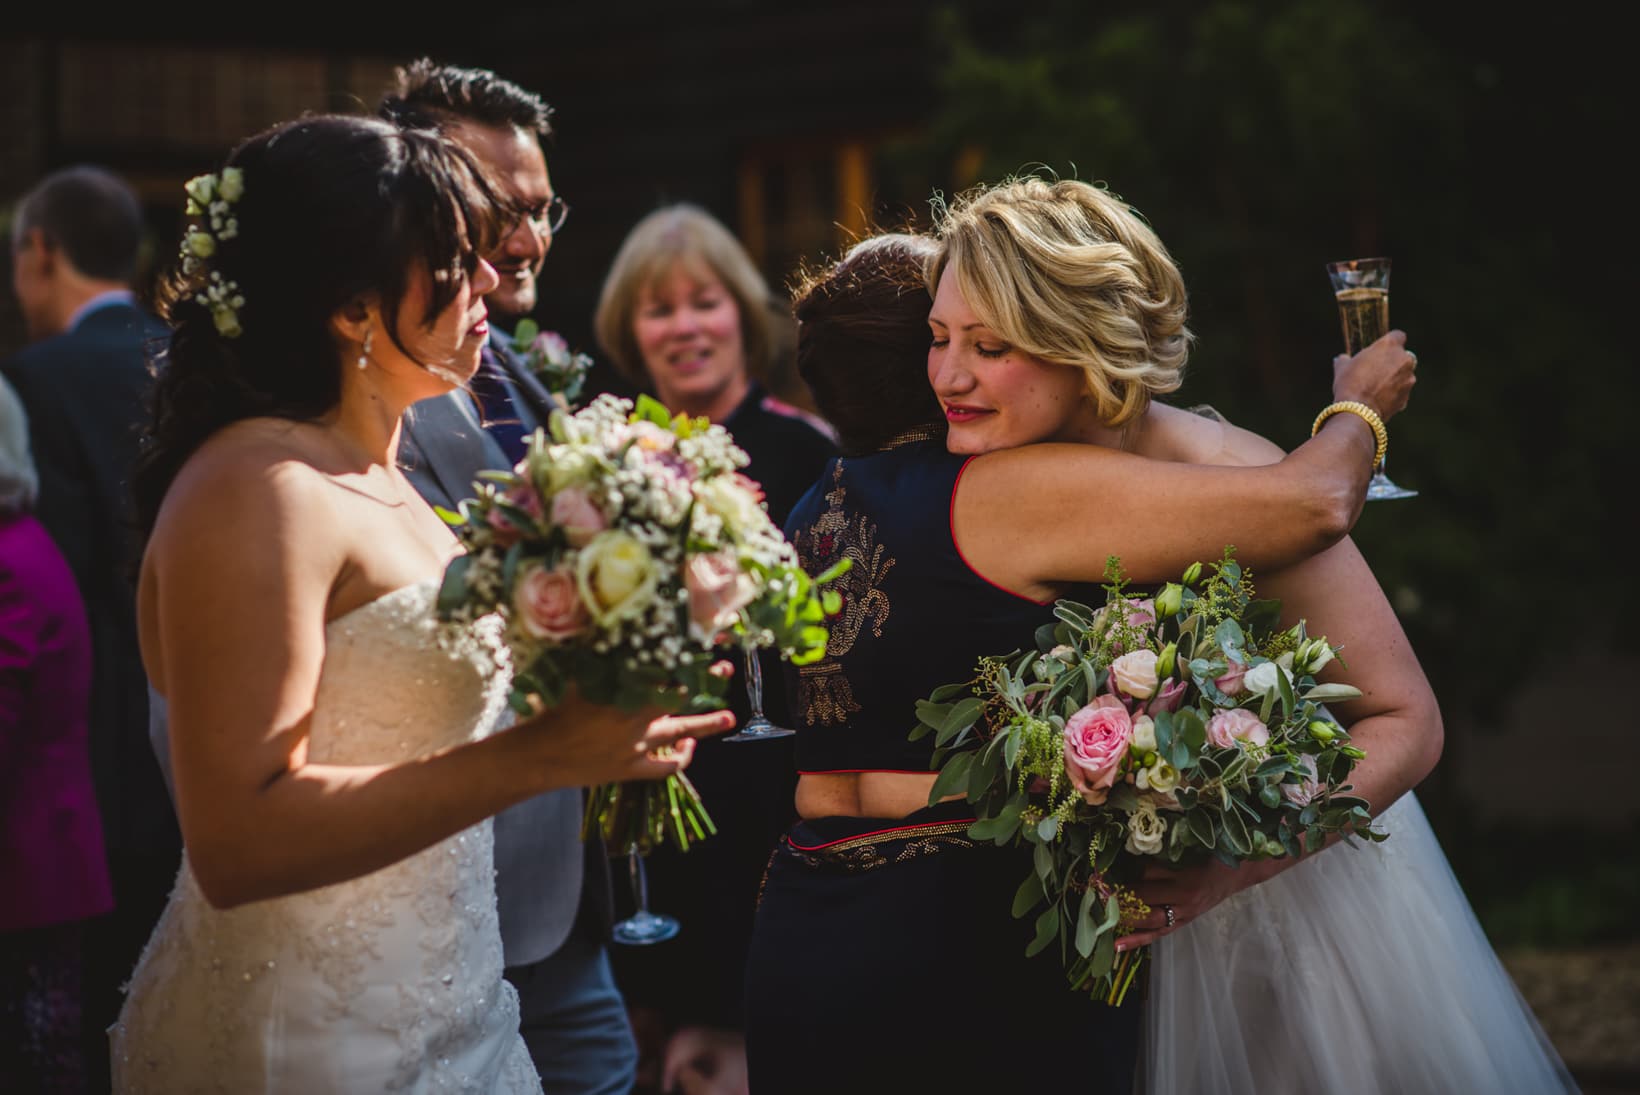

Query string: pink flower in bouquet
[1126,598,1156,629]
[549,487,607,547]
[513,560,589,642]
[1147,678,1187,714]
[531,330,569,358]
[1110,649,1159,699]
[1205,707,1270,750]
[730,472,766,505]
[1215,655,1248,696]
[684,550,758,643]
[1064,695,1133,805]
[1282,754,1321,806]
[486,483,545,546]
[623,419,677,453]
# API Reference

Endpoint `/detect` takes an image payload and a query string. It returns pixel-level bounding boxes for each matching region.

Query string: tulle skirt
[1141,793,1579,1094]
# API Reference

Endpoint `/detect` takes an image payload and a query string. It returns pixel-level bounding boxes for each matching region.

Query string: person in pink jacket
[0,374,112,1090]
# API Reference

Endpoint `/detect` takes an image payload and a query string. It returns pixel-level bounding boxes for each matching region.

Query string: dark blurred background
[5,1,1635,1081]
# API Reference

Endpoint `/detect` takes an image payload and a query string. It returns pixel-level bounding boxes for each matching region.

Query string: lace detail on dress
[111,580,540,1094]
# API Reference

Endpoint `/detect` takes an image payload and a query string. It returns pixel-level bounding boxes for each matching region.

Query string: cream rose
[575,530,658,625]
[694,475,767,536]
[1109,649,1159,699]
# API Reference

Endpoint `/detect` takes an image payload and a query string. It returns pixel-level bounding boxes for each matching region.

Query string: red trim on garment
[797,768,934,776]
[949,456,1054,606]
[785,817,979,851]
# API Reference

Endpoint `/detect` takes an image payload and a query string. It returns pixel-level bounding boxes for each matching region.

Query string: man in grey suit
[378,61,636,1093]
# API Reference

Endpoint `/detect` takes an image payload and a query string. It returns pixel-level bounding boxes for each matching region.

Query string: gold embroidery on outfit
[792,461,895,726]
[783,821,975,873]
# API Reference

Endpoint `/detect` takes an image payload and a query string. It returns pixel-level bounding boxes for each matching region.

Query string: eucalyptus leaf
[435,555,472,617]
[1106,783,1139,813]
[1012,871,1047,918]
[926,752,973,805]
[1221,807,1252,855]
[1026,906,1061,958]
[1188,810,1216,847]
[1214,619,1246,655]
[1075,885,1101,958]
[1037,816,1060,842]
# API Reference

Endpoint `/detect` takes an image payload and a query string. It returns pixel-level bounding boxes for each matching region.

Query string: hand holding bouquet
[437,394,846,853]
[912,548,1383,1003]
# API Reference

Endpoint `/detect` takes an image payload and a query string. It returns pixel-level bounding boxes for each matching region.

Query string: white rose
[694,475,766,537]
[185,229,216,258]
[1110,649,1159,699]
[1131,714,1157,753]
[575,530,658,625]
[1124,800,1167,856]
[533,445,600,495]
[1244,661,1293,698]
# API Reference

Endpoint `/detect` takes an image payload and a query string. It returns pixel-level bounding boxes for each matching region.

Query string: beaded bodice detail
[112,580,541,1094]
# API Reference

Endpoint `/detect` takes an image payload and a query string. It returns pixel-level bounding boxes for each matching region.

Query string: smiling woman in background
[594,203,836,1092]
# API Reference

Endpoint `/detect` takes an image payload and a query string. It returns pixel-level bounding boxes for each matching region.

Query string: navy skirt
[744,801,1142,1094]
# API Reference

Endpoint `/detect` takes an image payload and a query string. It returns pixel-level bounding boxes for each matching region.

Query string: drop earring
[357,327,373,370]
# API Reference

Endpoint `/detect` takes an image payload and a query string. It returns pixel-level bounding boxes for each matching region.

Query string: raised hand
[1331,329,1417,422]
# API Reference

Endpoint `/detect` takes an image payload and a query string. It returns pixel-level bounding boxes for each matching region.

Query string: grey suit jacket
[399,363,587,970]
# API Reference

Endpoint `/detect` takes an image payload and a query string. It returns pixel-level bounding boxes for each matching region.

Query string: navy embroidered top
[782,437,1099,774]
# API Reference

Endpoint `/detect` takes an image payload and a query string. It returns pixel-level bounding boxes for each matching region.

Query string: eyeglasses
[523,195,570,238]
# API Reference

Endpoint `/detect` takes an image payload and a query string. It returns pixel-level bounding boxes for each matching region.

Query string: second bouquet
[437,393,845,853]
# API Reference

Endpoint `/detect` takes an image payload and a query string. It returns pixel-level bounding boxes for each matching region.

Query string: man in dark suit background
[378,62,636,1094]
[4,164,181,1091]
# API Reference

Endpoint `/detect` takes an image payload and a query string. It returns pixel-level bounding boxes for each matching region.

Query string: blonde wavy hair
[927,176,1193,426]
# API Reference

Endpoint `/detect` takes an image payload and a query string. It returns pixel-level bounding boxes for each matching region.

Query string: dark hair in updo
[133,113,512,536]
[791,233,946,455]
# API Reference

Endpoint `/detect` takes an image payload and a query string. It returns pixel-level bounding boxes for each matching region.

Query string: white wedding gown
[1142,793,1579,1094]
[112,580,542,1094]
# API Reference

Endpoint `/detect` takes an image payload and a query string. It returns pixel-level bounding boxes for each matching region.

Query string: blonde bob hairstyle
[927,176,1193,427]
[0,376,39,515]
[594,203,778,387]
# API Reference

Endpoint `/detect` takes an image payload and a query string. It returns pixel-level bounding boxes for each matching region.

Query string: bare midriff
[796,771,964,820]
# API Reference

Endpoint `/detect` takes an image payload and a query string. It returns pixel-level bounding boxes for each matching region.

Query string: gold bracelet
[1311,401,1388,471]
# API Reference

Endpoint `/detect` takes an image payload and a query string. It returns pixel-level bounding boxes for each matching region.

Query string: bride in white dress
[110,114,731,1093]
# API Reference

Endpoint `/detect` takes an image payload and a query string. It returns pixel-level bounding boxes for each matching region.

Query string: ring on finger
[1163,903,1176,928]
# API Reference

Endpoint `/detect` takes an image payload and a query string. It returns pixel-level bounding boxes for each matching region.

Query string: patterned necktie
[468,346,529,467]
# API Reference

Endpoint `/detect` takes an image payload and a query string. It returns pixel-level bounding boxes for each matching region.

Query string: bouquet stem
[1105,947,1147,1007]
[584,772,718,855]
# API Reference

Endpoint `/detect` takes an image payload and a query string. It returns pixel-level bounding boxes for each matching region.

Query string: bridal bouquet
[437,393,846,853]
[912,548,1383,1004]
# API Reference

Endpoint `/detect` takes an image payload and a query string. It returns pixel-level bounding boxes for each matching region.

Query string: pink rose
[1215,656,1248,697]
[1147,678,1187,714]
[549,487,607,547]
[513,561,589,642]
[1205,707,1270,750]
[1109,649,1159,699]
[1063,695,1133,805]
[684,551,758,643]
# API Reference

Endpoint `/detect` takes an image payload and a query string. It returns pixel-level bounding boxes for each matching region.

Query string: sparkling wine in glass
[610,844,679,946]
[1326,257,1416,500]
[725,642,794,743]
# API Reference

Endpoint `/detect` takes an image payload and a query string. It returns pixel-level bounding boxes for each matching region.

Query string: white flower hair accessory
[178,168,246,338]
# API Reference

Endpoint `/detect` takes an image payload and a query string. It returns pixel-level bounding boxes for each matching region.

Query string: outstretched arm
[957,330,1417,594]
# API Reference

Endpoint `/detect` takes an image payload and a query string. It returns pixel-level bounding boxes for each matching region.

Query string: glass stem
[628,848,649,914]
[744,647,765,717]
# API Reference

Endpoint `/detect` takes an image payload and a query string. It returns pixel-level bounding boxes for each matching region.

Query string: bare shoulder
[1145,402,1287,468]
[149,419,346,574]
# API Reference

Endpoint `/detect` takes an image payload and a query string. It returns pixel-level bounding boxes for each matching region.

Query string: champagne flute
[610,843,680,946]
[725,641,794,742]
[1326,257,1417,500]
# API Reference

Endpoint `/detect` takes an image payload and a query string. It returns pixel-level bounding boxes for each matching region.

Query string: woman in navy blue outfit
[743,211,1418,1093]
